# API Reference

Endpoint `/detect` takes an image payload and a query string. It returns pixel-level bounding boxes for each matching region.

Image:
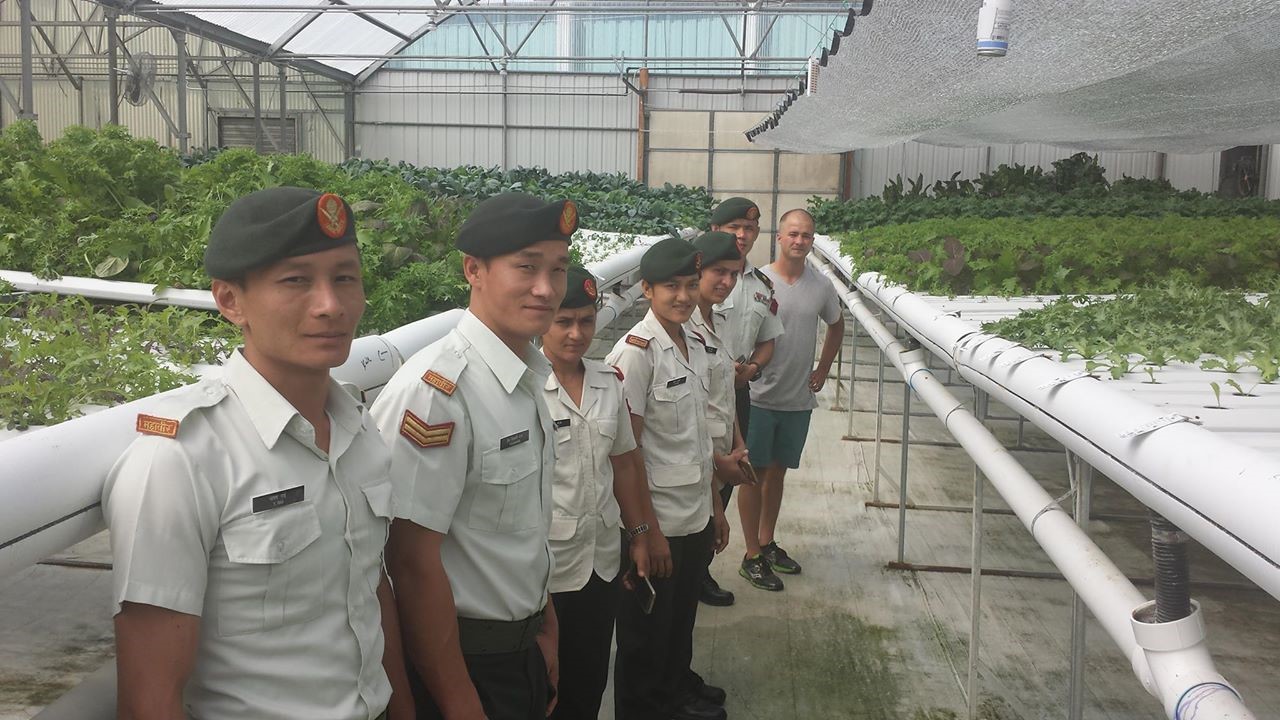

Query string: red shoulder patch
[769,298,779,315]
[612,365,625,381]
[626,335,650,349]
[422,370,456,396]
[136,413,179,438]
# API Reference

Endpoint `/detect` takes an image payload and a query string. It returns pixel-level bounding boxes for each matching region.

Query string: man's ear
[461,254,485,288]
[211,279,247,328]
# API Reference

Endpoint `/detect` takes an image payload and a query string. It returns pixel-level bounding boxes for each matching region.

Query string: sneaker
[761,541,802,575]
[699,572,736,606]
[739,554,784,591]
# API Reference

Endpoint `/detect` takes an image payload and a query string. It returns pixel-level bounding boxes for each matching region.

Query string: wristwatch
[626,522,650,539]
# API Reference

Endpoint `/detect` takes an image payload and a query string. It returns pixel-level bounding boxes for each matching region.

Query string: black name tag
[705,345,718,354]
[500,429,530,449]
[666,376,687,388]
[553,418,571,429]
[252,485,304,513]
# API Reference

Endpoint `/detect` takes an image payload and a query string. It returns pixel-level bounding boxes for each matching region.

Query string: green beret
[204,187,356,279]
[456,192,577,258]
[561,265,600,310]
[641,237,701,283]
[692,231,742,267]
[710,197,761,226]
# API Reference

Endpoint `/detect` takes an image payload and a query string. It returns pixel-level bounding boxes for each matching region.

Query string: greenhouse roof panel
[749,0,1280,153]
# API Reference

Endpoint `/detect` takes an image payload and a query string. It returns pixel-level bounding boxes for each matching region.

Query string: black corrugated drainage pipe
[1150,511,1192,623]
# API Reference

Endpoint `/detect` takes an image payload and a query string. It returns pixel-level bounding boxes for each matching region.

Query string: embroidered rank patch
[422,370,456,396]
[559,200,579,235]
[136,413,179,438]
[400,411,453,449]
[612,365,625,381]
[769,297,779,315]
[626,334,650,349]
[316,192,348,239]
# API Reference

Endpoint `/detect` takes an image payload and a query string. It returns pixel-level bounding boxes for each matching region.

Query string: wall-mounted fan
[122,52,157,107]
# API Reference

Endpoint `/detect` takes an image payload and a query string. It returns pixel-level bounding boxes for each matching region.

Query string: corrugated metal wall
[357,70,637,173]
[0,1,347,162]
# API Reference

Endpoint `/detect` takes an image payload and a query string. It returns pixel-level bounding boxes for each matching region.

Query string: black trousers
[549,572,619,720]
[721,384,754,509]
[410,643,548,720]
[614,522,714,720]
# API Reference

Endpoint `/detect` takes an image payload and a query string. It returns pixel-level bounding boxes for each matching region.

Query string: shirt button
[276,540,286,551]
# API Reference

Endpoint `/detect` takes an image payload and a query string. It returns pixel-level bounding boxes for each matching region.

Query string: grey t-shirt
[749,263,843,411]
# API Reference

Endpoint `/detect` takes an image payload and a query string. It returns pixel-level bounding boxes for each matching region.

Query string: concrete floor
[3,325,1280,719]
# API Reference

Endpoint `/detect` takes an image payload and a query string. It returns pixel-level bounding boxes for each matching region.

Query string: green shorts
[745,406,812,470]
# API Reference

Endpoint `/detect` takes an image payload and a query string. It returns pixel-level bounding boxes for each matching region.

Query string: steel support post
[107,10,119,124]
[278,63,287,152]
[871,346,886,503]
[251,60,262,152]
[967,389,987,719]
[18,0,36,120]
[896,378,911,564]
[1068,452,1094,720]
[832,339,844,410]
[846,319,859,438]
[174,31,189,153]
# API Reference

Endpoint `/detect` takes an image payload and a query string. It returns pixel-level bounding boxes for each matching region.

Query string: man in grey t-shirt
[737,209,844,592]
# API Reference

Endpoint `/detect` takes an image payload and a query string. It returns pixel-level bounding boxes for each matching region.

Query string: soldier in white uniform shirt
[701,196,778,604]
[371,193,574,720]
[703,197,784,606]
[607,238,730,720]
[540,265,667,720]
[103,187,412,720]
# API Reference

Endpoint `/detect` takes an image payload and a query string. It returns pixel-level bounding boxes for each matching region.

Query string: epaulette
[753,267,774,290]
[134,378,228,438]
[625,334,650,349]
[420,349,467,397]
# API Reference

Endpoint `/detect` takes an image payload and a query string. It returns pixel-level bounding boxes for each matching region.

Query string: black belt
[457,610,544,655]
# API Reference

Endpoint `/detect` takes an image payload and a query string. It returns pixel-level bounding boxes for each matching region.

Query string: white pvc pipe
[811,239,1280,603]
[0,269,217,310]
[811,259,1257,719]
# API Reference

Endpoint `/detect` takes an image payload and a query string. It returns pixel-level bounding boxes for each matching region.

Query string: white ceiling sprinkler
[976,0,1013,57]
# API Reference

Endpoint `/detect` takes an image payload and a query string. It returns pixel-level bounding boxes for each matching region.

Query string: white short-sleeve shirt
[371,310,554,621]
[542,358,638,593]
[102,350,393,720]
[688,309,736,455]
[714,262,785,363]
[606,309,713,538]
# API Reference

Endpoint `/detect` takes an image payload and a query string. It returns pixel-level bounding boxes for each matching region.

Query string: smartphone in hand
[627,571,656,615]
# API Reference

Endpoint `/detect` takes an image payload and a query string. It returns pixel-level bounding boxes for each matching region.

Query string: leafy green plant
[1208,381,1224,409]
[0,294,236,429]
[838,215,1280,296]
[983,282,1280,385]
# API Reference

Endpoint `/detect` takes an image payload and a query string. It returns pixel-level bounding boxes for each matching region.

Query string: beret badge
[559,200,579,236]
[745,206,760,221]
[316,193,349,240]
[694,252,703,272]
[584,277,598,301]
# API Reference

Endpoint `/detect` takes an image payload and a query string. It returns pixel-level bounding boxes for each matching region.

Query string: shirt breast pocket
[216,502,324,637]
[649,381,691,434]
[471,442,542,533]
